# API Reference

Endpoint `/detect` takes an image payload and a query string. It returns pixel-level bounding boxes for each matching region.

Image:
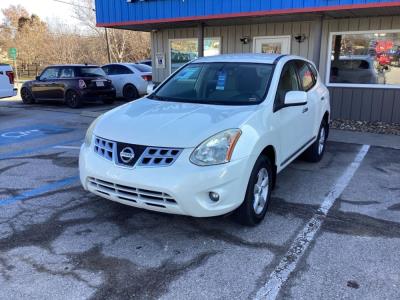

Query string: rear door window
[296,60,316,91]
[59,67,75,79]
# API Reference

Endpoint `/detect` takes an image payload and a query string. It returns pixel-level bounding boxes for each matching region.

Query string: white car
[80,54,330,225]
[102,63,152,99]
[0,64,17,99]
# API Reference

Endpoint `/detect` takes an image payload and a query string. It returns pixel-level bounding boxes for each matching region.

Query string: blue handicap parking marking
[0,124,73,145]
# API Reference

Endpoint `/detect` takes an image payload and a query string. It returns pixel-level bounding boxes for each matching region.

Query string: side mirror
[284,91,308,106]
[36,76,41,81]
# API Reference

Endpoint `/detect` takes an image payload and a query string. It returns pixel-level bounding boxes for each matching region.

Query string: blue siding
[95,0,400,25]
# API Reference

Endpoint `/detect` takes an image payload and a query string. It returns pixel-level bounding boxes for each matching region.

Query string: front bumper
[79,143,253,217]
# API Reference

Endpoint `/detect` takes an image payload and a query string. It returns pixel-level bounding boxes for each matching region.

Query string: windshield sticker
[216,71,226,90]
[176,67,198,80]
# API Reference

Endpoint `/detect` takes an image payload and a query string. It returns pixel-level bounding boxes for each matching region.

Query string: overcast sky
[0,0,79,28]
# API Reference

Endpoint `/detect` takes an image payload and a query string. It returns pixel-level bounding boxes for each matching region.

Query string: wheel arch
[64,88,79,99]
[260,145,277,189]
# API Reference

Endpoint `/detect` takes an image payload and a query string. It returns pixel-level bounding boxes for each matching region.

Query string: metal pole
[197,23,204,58]
[105,28,112,63]
[13,59,18,81]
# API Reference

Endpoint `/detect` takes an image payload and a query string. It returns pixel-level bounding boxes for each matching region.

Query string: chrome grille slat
[137,147,182,167]
[94,137,116,162]
[87,177,177,205]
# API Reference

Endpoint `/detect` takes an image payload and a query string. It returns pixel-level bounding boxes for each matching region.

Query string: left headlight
[84,117,101,147]
[190,129,242,166]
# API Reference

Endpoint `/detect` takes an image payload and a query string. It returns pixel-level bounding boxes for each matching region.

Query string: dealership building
[95,0,400,123]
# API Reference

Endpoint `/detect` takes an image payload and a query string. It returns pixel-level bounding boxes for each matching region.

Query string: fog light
[209,192,220,202]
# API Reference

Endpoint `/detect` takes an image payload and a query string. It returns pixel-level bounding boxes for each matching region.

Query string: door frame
[253,35,291,54]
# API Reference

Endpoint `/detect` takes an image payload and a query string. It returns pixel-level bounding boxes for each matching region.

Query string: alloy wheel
[253,168,269,215]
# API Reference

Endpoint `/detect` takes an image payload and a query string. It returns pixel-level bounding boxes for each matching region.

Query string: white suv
[80,54,330,225]
[0,64,17,99]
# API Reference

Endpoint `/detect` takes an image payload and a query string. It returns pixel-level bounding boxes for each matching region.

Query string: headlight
[190,129,242,166]
[84,117,100,147]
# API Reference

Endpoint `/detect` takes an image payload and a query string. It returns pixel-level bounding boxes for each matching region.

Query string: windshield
[78,67,106,77]
[148,62,274,105]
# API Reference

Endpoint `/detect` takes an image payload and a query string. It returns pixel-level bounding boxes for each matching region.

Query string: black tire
[21,87,35,104]
[102,98,115,105]
[235,155,273,226]
[303,119,329,163]
[122,84,139,100]
[65,90,82,108]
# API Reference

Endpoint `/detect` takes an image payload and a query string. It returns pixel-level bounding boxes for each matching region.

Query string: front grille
[87,177,177,207]
[94,136,182,168]
[94,137,116,162]
[138,147,182,167]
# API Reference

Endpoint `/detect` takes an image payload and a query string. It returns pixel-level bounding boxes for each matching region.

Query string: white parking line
[53,145,81,150]
[255,144,370,300]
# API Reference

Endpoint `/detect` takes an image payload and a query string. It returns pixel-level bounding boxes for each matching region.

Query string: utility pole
[105,28,112,63]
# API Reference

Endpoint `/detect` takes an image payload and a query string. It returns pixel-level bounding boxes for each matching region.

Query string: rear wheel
[122,84,139,100]
[65,90,82,108]
[235,155,273,226]
[21,88,35,104]
[303,119,328,162]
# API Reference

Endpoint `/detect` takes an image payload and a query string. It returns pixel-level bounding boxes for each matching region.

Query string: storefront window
[170,38,221,73]
[328,31,400,87]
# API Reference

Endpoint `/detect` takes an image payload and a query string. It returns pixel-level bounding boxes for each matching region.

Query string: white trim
[326,29,400,89]
[252,35,291,54]
[168,37,222,75]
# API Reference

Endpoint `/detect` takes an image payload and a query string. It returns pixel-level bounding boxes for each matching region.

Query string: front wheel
[303,119,328,162]
[21,88,35,104]
[65,90,82,108]
[235,155,273,226]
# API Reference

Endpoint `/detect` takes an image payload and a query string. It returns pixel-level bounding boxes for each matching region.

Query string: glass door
[253,36,291,55]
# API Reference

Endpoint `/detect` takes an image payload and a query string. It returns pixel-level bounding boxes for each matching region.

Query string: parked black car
[21,64,116,108]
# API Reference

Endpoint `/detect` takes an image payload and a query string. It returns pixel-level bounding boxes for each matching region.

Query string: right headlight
[190,129,242,166]
[84,116,101,147]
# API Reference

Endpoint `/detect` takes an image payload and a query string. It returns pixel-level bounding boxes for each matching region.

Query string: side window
[113,65,133,75]
[308,63,318,81]
[296,60,316,91]
[275,62,300,110]
[59,68,75,79]
[40,68,59,80]
[102,66,110,75]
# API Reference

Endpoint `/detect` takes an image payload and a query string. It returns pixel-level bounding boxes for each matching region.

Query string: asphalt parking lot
[0,99,399,300]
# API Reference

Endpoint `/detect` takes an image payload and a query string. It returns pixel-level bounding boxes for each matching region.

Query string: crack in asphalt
[72,246,218,300]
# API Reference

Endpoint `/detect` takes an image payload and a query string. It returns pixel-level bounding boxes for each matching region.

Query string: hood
[94,98,258,148]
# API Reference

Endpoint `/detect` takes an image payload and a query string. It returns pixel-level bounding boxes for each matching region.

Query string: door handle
[302,107,309,113]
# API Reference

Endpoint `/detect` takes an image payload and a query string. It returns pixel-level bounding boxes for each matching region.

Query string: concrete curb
[328,129,400,149]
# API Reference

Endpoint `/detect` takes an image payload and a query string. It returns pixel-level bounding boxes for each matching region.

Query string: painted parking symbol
[1,129,41,139]
[0,124,73,145]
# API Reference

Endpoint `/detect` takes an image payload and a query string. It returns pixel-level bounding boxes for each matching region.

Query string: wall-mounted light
[240,36,250,45]
[294,34,307,43]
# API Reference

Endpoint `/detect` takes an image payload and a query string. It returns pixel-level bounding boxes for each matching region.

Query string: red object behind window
[5,71,14,84]
[141,75,152,81]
